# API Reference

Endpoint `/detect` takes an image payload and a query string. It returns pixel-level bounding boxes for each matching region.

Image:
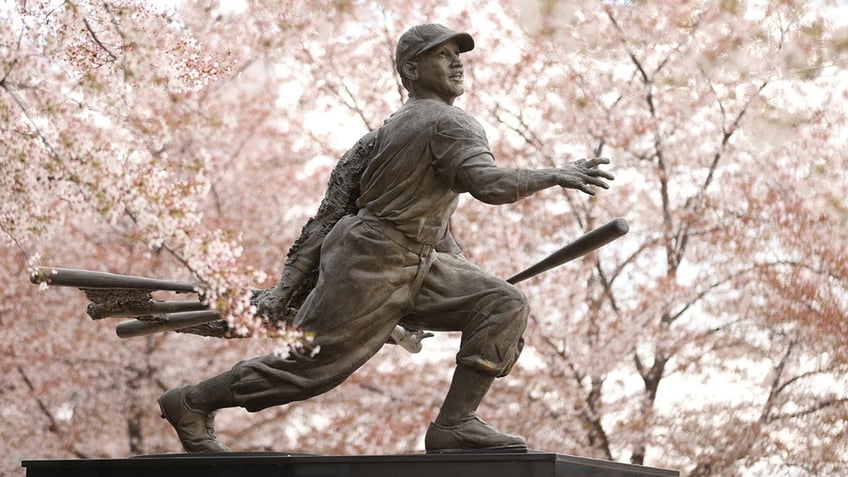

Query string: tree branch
[17,366,59,433]
[83,16,118,61]
[769,397,848,422]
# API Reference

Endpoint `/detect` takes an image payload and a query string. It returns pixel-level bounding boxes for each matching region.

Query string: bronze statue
[156,24,614,454]
[33,24,616,454]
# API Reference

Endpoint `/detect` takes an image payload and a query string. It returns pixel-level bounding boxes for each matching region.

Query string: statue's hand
[254,286,294,321]
[254,267,308,322]
[557,157,614,195]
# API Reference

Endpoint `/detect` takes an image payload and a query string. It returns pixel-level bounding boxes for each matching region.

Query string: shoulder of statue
[434,105,485,136]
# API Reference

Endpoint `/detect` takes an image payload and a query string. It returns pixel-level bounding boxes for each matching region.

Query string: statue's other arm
[455,156,614,205]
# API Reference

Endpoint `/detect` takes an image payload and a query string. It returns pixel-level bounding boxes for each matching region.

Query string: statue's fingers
[587,168,615,180]
[587,177,610,189]
[578,183,596,195]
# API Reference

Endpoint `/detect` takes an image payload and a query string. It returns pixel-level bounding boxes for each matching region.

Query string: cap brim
[420,32,474,56]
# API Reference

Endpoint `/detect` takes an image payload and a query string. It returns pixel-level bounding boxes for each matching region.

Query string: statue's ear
[401,61,418,82]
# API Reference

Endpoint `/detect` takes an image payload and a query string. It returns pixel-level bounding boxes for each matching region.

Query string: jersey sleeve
[430,111,495,192]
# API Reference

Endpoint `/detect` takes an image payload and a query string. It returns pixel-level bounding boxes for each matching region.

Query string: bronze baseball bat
[115,310,222,338]
[506,218,629,284]
[87,300,209,320]
[30,267,197,293]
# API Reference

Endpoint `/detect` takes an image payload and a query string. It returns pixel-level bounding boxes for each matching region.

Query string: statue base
[23,451,678,477]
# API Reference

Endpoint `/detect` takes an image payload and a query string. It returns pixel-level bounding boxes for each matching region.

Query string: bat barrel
[507,218,629,284]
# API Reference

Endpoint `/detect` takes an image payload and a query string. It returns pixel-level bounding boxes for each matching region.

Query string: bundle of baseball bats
[30,218,629,344]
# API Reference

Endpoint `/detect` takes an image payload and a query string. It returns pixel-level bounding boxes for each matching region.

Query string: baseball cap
[395,24,475,75]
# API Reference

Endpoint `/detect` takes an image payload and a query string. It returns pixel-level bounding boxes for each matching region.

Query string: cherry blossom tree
[2,1,846,476]
[477,1,848,475]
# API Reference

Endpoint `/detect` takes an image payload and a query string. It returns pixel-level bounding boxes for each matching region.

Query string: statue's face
[414,39,464,103]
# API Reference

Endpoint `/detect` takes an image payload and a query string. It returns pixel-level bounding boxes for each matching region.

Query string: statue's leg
[160,215,430,453]
[425,366,527,452]
[229,215,431,411]
[403,251,529,452]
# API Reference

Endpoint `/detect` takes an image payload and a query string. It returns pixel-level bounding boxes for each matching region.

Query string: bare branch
[605,7,650,86]
[17,366,59,433]
[83,16,117,61]
[377,10,406,105]
[0,24,25,86]
[487,102,548,156]
[769,397,848,422]
[0,220,32,264]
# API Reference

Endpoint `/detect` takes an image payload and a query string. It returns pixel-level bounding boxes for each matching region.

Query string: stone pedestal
[23,451,678,477]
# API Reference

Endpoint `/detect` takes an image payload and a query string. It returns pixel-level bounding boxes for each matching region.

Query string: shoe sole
[426,444,528,454]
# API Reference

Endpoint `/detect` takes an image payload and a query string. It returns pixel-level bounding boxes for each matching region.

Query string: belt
[356,210,435,256]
